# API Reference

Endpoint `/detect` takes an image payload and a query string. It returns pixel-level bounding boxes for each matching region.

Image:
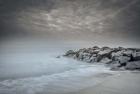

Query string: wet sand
[68,71,140,94]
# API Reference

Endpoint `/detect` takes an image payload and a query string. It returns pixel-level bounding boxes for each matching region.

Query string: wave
[0,57,112,94]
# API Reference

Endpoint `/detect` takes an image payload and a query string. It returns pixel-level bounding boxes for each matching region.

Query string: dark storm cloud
[0,0,140,42]
[0,0,55,37]
[0,0,54,12]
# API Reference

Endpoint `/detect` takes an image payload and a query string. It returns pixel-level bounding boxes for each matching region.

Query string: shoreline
[66,71,140,94]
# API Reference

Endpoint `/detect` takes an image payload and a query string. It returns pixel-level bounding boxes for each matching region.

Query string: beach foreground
[68,71,140,94]
[1,39,140,94]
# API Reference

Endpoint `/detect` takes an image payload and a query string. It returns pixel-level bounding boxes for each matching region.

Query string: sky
[0,0,140,47]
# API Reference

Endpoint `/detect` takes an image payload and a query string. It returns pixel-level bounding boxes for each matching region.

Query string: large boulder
[89,56,98,63]
[122,50,134,57]
[77,51,84,60]
[132,52,140,61]
[100,57,112,64]
[82,53,91,62]
[125,61,140,70]
[98,49,112,56]
[92,49,100,54]
[111,50,124,57]
[114,56,131,65]
[97,49,113,61]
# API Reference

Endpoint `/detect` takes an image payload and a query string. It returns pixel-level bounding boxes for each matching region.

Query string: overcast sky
[0,0,140,46]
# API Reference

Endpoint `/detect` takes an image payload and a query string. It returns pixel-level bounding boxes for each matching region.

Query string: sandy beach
[68,71,140,94]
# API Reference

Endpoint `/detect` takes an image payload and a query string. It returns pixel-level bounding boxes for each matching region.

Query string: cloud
[0,0,140,44]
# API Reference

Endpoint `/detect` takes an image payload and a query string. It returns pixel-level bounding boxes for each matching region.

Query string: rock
[125,61,140,70]
[110,67,120,71]
[132,52,140,61]
[64,46,140,71]
[114,56,131,65]
[77,52,84,60]
[110,61,121,67]
[100,46,111,51]
[64,50,75,57]
[79,48,88,53]
[92,49,100,54]
[100,57,112,64]
[118,47,125,51]
[89,56,98,63]
[98,49,112,56]
[92,46,100,49]
[110,61,121,70]
[97,49,113,61]
[92,54,97,57]
[96,55,103,62]
[82,53,91,62]
[73,54,77,59]
[83,57,91,63]
[56,56,61,58]
[86,48,94,54]
[122,50,134,57]
[119,67,126,71]
[111,50,124,57]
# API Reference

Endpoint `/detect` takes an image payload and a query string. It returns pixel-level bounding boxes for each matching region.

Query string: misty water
[0,38,114,94]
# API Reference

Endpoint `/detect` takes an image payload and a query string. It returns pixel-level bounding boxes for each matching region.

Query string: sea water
[0,39,112,94]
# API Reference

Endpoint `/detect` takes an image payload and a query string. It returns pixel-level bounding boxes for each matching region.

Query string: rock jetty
[64,46,140,70]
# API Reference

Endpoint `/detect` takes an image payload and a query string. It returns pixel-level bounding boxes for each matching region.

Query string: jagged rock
[114,56,131,65]
[125,61,140,70]
[89,56,98,63]
[83,57,91,63]
[77,52,84,60]
[118,47,125,51]
[96,55,103,62]
[82,53,91,62]
[132,52,140,61]
[64,50,75,57]
[92,49,100,54]
[92,46,100,49]
[122,50,134,57]
[100,57,112,64]
[100,46,111,51]
[98,49,112,56]
[64,46,140,71]
[97,49,113,62]
[79,48,88,53]
[73,54,77,59]
[111,50,124,57]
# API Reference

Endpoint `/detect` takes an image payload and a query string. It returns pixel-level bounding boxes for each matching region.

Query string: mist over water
[0,38,113,94]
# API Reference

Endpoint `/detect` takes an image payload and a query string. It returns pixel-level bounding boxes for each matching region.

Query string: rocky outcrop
[64,46,140,71]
